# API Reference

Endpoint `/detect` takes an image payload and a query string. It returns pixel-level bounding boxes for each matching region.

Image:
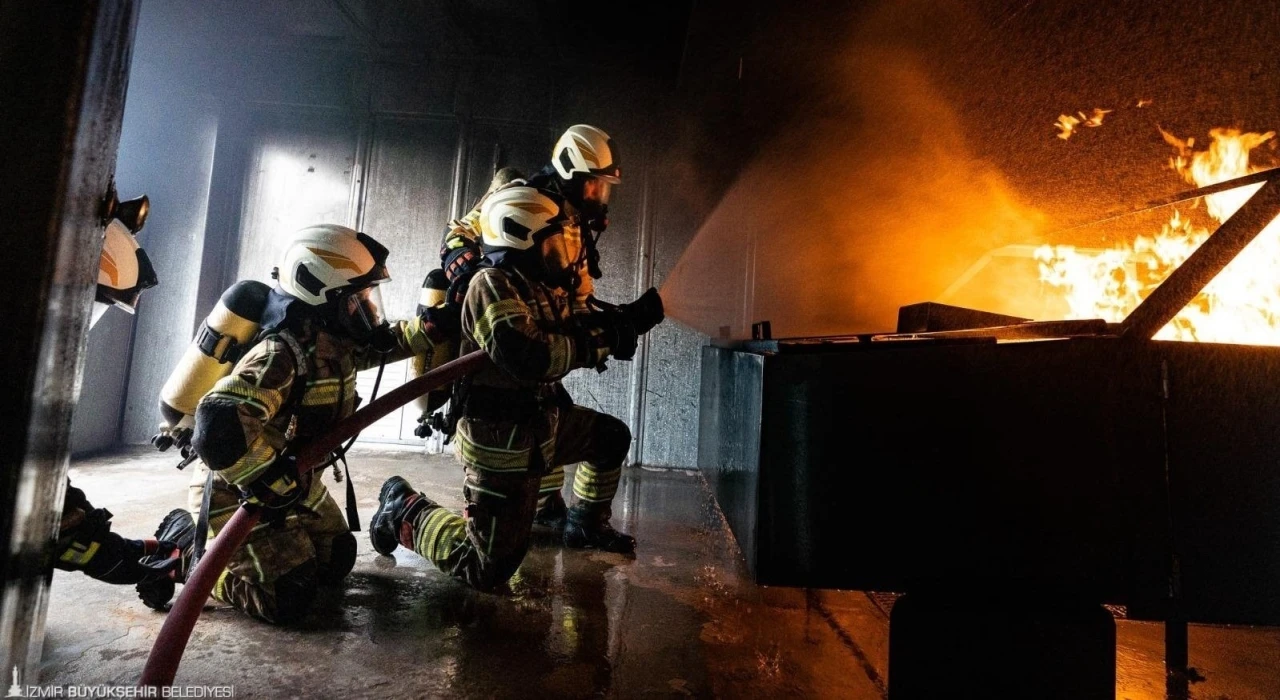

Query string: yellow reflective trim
[548,337,574,375]
[208,376,284,416]
[539,472,566,490]
[456,431,532,472]
[572,485,616,503]
[465,480,508,499]
[577,466,620,483]
[58,541,100,566]
[472,298,528,347]
[219,435,277,486]
[212,570,232,603]
[300,377,354,406]
[301,482,328,510]
[244,543,266,583]
[416,508,464,564]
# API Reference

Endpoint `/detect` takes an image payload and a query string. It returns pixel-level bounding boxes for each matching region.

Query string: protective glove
[620,287,664,335]
[55,507,181,585]
[591,313,638,361]
[442,239,482,284]
[151,418,193,452]
[238,454,306,513]
[421,301,462,338]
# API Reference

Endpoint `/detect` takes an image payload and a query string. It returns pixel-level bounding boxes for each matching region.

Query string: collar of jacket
[258,287,321,340]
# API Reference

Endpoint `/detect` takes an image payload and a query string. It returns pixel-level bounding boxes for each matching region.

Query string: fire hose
[139,349,490,687]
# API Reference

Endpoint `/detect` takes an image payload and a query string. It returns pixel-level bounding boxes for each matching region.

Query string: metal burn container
[700,171,1280,626]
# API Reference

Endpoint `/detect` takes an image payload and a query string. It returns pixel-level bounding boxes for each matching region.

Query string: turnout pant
[189,464,355,624]
[403,404,630,590]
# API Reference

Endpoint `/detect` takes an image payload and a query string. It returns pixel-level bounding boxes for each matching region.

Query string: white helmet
[93,218,158,328]
[478,187,563,252]
[479,187,588,290]
[277,224,389,306]
[551,125,621,184]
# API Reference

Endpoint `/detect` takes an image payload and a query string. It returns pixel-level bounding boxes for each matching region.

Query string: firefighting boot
[136,508,196,611]
[370,476,433,556]
[563,504,635,554]
[533,490,568,531]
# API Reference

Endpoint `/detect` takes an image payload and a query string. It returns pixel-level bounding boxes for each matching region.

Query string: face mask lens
[582,178,611,207]
[338,285,387,339]
[359,285,386,327]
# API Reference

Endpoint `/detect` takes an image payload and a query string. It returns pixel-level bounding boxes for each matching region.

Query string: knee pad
[272,560,318,625]
[318,531,357,584]
[597,415,632,464]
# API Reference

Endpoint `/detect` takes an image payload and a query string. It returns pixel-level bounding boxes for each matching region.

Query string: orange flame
[1079,108,1111,128]
[1036,128,1280,344]
[1054,114,1081,140]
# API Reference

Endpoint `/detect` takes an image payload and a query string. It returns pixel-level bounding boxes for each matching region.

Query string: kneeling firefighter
[429,125,624,528]
[153,224,439,624]
[370,185,663,591]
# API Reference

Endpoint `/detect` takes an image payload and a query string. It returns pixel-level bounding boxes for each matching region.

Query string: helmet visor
[337,284,388,340]
[581,178,612,208]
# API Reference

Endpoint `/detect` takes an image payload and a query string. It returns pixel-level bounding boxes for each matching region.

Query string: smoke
[661,9,1045,339]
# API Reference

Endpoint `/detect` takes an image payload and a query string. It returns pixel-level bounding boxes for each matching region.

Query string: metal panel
[72,0,224,447]
[1161,342,1280,624]
[115,96,220,445]
[372,61,459,118]
[232,110,360,284]
[702,340,1166,599]
[698,346,764,572]
[459,121,549,209]
[358,116,459,441]
[635,322,704,467]
[640,180,706,468]
[466,64,554,126]
[72,311,135,452]
[702,337,1280,625]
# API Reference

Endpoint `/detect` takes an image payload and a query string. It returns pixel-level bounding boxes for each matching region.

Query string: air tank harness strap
[312,348,389,533]
[191,469,214,571]
[334,351,388,532]
[194,319,252,365]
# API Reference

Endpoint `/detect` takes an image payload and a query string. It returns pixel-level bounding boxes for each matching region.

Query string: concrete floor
[40,446,1280,699]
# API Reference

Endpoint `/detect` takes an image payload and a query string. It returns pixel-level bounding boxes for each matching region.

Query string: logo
[6,666,22,697]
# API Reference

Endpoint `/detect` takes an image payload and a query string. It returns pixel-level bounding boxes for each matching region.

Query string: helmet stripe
[306,247,363,273]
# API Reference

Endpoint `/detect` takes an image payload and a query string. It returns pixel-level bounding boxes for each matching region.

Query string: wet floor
[41,446,1280,698]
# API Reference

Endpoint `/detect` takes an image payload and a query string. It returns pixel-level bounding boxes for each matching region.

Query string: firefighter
[53,189,185,588]
[164,224,439,624]
[439,125,620,309]
[433,125,624,529]
[370,185,663,591]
